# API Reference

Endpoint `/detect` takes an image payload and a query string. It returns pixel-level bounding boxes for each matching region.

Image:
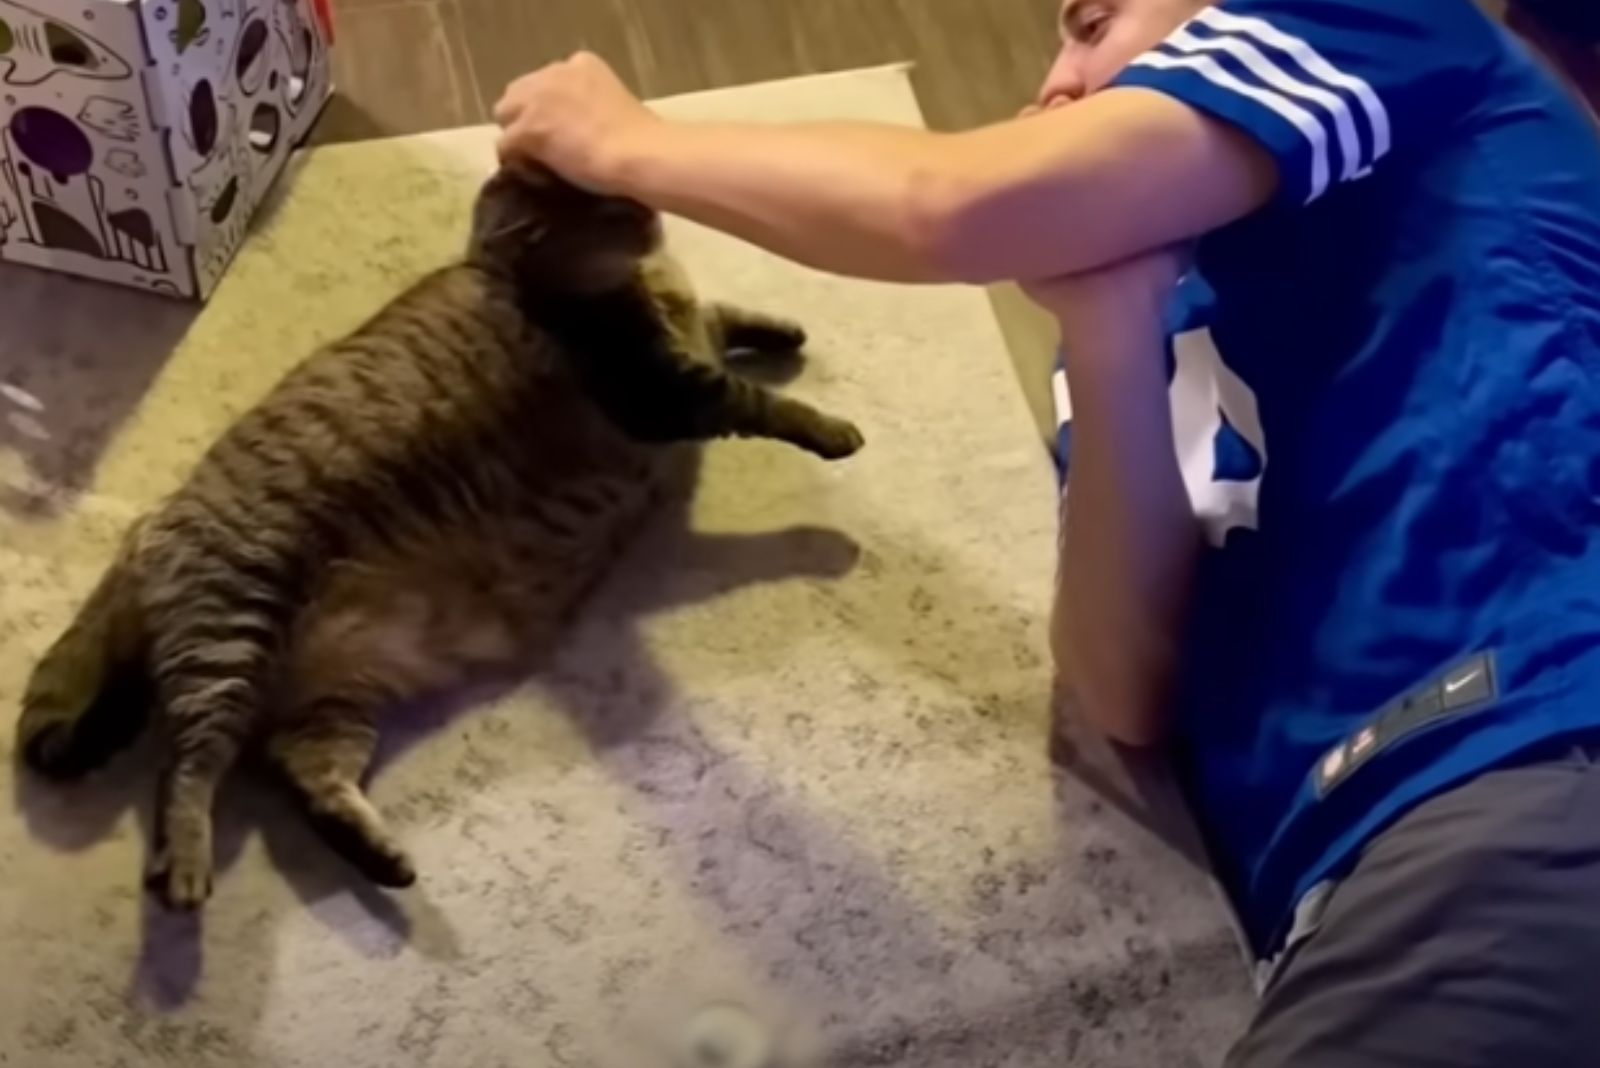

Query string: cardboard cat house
[0,0,332,298]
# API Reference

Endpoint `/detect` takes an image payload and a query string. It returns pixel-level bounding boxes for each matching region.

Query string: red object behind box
[313,0,337,45]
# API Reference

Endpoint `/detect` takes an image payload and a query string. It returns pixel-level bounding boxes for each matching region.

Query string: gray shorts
[1227,740,1600,1067]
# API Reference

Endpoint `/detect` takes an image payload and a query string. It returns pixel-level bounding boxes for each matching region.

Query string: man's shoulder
[1213,0,1499,66]
[1113,0,1508,207]
[1222,0,1482,26]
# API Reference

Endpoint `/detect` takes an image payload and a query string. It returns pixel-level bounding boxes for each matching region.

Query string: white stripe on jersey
[1051,368,1073,429]
[1164,26,1364,181]
[1195,6,1392,162]
[1130,49,1332,201]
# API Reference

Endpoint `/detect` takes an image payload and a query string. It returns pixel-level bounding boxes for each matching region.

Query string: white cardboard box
[0,0,332,298]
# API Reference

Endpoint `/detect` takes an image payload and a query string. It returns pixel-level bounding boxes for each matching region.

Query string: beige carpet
[0,67,1252,1067]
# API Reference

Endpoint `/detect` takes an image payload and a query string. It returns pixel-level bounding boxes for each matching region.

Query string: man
[495,0,1600,1062]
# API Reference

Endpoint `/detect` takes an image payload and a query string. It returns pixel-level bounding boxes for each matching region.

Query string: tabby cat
[15,166,863,909]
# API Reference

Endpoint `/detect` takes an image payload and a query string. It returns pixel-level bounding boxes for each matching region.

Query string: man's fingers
[493,53,618,130]
[495,121,545,162]
[493,72,535,126]
[492,66,553,126]
[494,127,525,163]
[489,51,634,177]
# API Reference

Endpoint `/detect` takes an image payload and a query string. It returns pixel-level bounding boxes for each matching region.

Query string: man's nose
[1038,48,1088,106]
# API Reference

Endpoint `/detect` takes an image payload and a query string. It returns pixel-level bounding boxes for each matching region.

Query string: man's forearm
[1050,288,1200,746]
[609,92,1275,285]
[611,121,961,282]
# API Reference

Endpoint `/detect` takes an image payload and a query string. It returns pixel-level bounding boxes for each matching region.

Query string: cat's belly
[285,447,691,703]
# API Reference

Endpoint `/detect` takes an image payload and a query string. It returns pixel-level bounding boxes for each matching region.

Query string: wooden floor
[318,0,1064,144]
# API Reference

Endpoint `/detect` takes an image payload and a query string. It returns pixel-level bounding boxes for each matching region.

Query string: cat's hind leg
[142,543,290,906]
[271,568,522,887]
[268,595,430,887]
[147,655,269,909]
[266,706,415,887]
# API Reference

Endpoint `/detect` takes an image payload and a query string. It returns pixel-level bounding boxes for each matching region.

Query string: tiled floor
[317,0,1064,144]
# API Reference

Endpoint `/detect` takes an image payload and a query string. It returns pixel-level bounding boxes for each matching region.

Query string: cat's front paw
[146,845,214,910]
[813,419,866,461]
[717,305,808,355]
[740,319,807,354]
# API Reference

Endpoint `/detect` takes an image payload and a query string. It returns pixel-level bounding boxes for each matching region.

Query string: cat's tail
[16,544,151,779]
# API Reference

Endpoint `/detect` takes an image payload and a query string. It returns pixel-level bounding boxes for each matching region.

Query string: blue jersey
[1054,0,1600,955]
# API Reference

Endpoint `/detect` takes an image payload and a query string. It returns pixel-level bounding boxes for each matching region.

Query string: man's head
[1038,0,1213,106]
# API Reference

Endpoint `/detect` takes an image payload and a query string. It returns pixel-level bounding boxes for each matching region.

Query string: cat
[15,165,864,909]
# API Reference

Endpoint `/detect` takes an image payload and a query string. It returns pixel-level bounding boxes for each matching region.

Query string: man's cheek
[1090,30,1158,90]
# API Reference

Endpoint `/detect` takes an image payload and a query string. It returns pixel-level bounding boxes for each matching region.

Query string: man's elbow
[1071,680,1170,748]
[1052,636,1173,748]
[901,163,991,285]
[1091,705,1170,749]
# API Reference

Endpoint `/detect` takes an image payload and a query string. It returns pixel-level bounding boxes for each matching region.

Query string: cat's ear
[471,167,549,257]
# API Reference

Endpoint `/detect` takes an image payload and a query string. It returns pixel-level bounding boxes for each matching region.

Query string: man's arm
[494,53,1277,285]
[1037,252,1201,746]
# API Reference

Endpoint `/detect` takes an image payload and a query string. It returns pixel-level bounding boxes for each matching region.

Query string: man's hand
[493,52,660,193]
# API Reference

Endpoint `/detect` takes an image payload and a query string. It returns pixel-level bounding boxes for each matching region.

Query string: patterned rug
[0,66,1252,1068]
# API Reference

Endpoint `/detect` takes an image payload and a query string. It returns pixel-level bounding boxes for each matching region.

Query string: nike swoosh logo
[1444,671,1479,695]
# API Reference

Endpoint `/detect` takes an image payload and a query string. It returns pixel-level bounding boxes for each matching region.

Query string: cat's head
[468,164,662,293]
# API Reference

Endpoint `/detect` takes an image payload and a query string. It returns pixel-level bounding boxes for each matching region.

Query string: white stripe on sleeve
[1194,6,1391,162]
[1165,26,1364,180]
[1130,49,1332,201]
[1051,368,1072,429]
